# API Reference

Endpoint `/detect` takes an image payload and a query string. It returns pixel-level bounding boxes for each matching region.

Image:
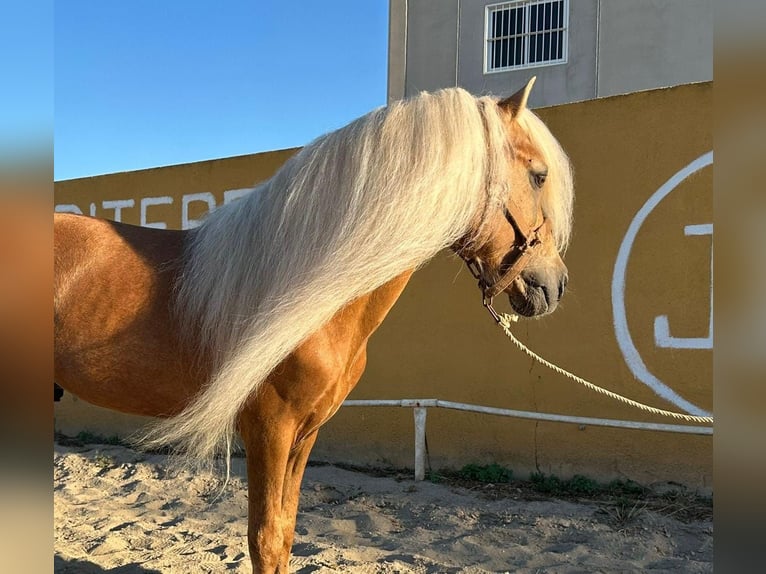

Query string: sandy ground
[54,441,712,573]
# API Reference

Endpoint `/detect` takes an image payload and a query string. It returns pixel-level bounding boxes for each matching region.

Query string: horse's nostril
[558,275,568,299]
[539,284,552,306]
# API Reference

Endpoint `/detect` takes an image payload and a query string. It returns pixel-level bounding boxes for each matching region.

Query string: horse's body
[54,80,574,572]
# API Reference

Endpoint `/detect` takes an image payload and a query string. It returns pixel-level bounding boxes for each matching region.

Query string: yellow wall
[54,83,713,489]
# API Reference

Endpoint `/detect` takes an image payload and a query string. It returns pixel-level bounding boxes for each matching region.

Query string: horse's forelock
[515,109,575,253]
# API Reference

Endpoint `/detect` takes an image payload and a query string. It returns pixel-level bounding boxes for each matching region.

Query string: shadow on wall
[54,555,162,574]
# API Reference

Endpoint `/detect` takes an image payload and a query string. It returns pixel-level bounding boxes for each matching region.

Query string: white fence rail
[341,399,714,480]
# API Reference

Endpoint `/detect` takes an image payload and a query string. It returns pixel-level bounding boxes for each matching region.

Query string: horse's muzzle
[508,270,567,317]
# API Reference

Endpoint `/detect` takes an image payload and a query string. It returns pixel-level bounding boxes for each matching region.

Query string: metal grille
[485,0,568,73]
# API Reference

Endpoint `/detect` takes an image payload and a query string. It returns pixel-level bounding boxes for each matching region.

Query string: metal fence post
[413,407,427,480]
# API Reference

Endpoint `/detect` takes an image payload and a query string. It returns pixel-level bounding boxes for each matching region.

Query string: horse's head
[457,78,573,320]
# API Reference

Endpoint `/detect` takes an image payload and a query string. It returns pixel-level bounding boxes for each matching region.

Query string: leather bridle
[461,195,547,323]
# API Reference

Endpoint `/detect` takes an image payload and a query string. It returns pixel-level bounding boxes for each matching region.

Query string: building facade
[388,0,713,106]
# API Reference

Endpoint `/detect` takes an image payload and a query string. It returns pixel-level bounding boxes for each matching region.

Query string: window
[485,0,568,73]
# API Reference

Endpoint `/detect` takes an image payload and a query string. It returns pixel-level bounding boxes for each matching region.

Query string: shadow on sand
[54,555,162,574]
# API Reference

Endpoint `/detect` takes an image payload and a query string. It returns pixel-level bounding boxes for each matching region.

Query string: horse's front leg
[238,312,377,571]
[239,401,297,573]
[277,430,319,570]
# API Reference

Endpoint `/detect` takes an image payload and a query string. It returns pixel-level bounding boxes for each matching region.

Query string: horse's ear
[499,76,537,117]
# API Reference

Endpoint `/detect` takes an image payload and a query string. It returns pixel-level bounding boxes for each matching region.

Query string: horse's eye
[530,170,547,189]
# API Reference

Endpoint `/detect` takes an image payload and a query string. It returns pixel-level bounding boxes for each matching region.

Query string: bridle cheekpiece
[461,196,547,323]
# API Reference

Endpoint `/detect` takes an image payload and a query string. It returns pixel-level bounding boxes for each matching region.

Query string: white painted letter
[102,199,135,222]
[54,204,83,214]
[181,192,216,230]
[654,223,713,349]
[224,188,252,204]
[140,196,173,229]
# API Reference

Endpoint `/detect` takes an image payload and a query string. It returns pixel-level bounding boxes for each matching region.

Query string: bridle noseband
[461,196,547,323]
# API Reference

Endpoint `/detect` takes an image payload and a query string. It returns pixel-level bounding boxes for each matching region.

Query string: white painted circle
[611,151,713,416]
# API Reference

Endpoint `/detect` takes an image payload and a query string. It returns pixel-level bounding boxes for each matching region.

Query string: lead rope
[495,312,714,425]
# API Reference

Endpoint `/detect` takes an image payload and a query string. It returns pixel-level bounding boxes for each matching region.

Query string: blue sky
[0,1,53,162]
[54,1,389,181]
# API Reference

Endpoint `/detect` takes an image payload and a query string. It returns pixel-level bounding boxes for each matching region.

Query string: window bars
[485,0,568,73]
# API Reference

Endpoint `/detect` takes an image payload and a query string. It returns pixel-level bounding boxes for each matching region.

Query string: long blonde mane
[145,88,573,464]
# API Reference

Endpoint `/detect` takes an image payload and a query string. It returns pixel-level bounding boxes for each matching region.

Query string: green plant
[425,470,444,484]
[93,453,114,470]
[531,472,637,497]
[567,474,600,495]
[458,463,513,483]
[530,471,563,494]
[605,478,647,497]
[74,431,122,446]
[75,430,99,444]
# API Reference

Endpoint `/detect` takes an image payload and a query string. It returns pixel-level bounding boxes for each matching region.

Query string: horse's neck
[277,269,414,414]
[321,269,414,355]
[357,269,415,336]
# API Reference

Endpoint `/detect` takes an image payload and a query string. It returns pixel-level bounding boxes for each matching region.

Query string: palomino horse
[54,78,573,572]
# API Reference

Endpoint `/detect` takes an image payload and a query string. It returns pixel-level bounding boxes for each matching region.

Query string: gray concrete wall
[390,0,713,106]
[456,0,598,106]
[597,0,713,98]
[404,0,459,94]
[388,0,408,102]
